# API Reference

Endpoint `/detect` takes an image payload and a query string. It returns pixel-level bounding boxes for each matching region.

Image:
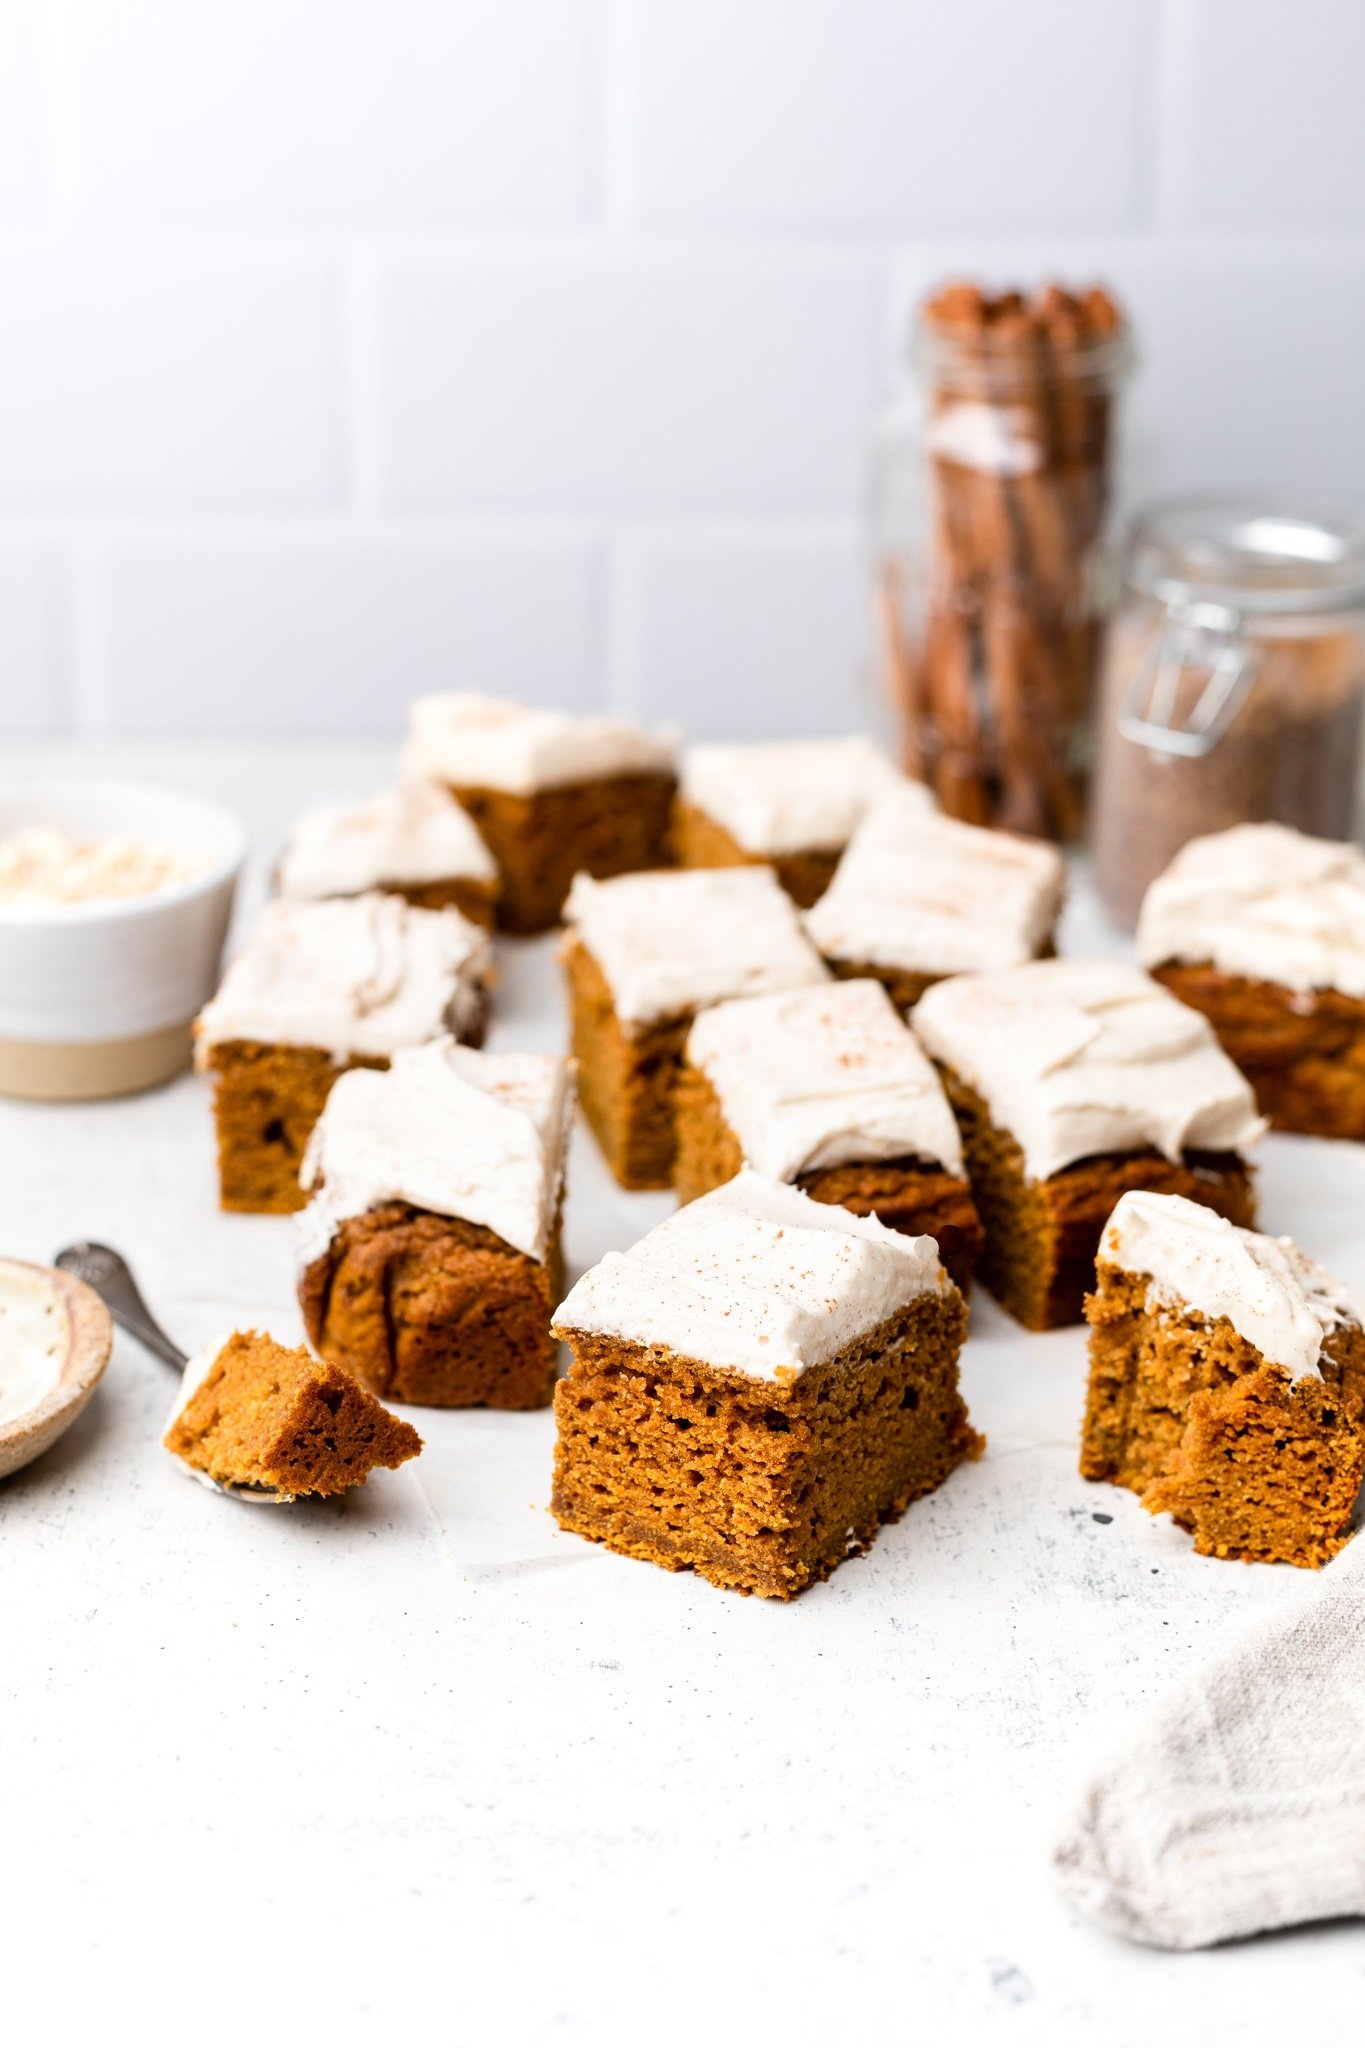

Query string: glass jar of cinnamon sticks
[1090,498,1365,927]
[875,281,1132,839]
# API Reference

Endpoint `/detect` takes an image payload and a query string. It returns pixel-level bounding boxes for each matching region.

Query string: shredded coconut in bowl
[0,826,211,907]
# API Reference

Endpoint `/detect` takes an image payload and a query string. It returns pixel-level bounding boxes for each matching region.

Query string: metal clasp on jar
[1117,599,1256,757]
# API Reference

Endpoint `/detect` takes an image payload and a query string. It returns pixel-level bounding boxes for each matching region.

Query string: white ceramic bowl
[0,779,247,1100]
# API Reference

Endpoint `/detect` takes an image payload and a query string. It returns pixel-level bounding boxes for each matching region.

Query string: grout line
[592,0,635,235]
[1148,0,1195,232]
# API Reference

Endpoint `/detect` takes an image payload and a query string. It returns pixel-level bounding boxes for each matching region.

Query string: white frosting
[403,692,678,796]
[913,959,1266,1181]
[277,781,496,900]
[680,736,913,858]
[0,1264,67,1426]
[1101,1190,1354,1383]
[1138,822,1365,999]
[195,893,493,1060]
[566,867,829,1027]
[686,978,963,1180]
[552,1168,951,1380]
[805,791,1065,976]
[297,1039,574,1267]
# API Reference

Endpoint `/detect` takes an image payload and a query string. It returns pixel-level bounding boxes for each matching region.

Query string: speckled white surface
[2,744,1361,2044]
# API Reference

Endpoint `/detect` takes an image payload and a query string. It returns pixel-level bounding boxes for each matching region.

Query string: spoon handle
[53,1242,188,1373]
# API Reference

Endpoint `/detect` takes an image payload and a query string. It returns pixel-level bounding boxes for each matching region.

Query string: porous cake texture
[563,866,829,1189]
[551,1170,981,1599]
[164,1330,422,1498]
[277,779,500,926]
[805,788,1066,1011]
[913,960,1265,1329]
[1139,821,1365,1140]
[195,893,493,1214]
[673,735,909,908]
[403,692,678,934]
[298,1040,574,1409]
[1082,1191,1365,1567]
[675,978,982,1288]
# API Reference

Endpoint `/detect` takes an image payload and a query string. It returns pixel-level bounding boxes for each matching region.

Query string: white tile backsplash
[71,0,595,228]
[2,1,1364,737]
[626,0,1148,232]
[90,534,601,735]
[375,254,881,513]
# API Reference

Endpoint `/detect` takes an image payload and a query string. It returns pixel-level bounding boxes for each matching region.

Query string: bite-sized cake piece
[675,978,982,1289]
[805,789,1066,1011]
[913,960,1265,1330]
[562,866,829,1189]
[1082,1191,1365,1568]
[195,893,494,1215]
[1139,821,1365,1140]
[552,1170,981,1599]
[402,692,678,934]
[276,780,500,926]
[674,735,911,909]
[297,1039,573,1409]
[164,1329,423,1499]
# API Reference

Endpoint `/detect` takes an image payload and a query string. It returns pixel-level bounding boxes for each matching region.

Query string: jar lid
[1128,495,1365,616]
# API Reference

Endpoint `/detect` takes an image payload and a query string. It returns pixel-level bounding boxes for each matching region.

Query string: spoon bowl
[0,1257,113,1481]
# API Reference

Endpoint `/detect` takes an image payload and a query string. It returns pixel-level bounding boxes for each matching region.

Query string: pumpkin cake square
[551,1170,981,1599]
[297,1038,574,1409]
[1139,821,1365,1140]
[195,892,494,1215]
[1082,1191,1365,1568]
[276,779,500,926]
[912,959,1265,1330]
[673,734,910,909]
[403,692,678,934]
[675,977,982,1289]
[165,1329,423,1499]
[562,866,829,1190]
[804,788,1066,1012]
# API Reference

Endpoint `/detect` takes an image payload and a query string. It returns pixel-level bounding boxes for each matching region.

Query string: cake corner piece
[1081,1189,1365,1568]
[164,1329,423,1500]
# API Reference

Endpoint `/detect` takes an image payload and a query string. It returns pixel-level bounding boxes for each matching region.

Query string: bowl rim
[0,777,248,927]
[0,1256,114,1455]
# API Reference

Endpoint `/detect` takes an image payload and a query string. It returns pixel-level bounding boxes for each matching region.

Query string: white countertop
[2,744,1360,2046]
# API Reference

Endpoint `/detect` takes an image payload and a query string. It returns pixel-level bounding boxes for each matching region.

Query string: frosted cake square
[913,959,1264,1329]
[551,1171,980,1599]
[403,692,677,934]
[298,1039,574,1409]
[675,977,981,1289]
[1082,1191,1365,1568]
[805,788,1065,1012]
[195,893,493,1215]
[1139,821,1365,1140]
[562,866,829,1189]
[277,780,500,926]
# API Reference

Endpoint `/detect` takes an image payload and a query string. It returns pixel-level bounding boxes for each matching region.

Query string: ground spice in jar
[1089,502,1365,928]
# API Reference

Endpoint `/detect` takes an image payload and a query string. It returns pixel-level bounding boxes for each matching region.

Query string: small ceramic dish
[0,1256,114,1480]
[0,779,247,1100]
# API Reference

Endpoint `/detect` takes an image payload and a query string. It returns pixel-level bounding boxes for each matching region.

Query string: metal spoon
[52,1241,293,1504]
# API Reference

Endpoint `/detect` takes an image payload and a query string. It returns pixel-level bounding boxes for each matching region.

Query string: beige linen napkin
[1053,1537,1365,1949]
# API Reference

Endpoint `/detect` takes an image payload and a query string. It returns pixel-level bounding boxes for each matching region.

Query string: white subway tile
[92,535,600,734]
[0,257,340,510]
[1172,0,1365,230]
[618,532,872,739]
[0,543,67,735]
[624,0,1146,231]
[72,0,593,226]
[0,3,50,224]
[376,256,880,513]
